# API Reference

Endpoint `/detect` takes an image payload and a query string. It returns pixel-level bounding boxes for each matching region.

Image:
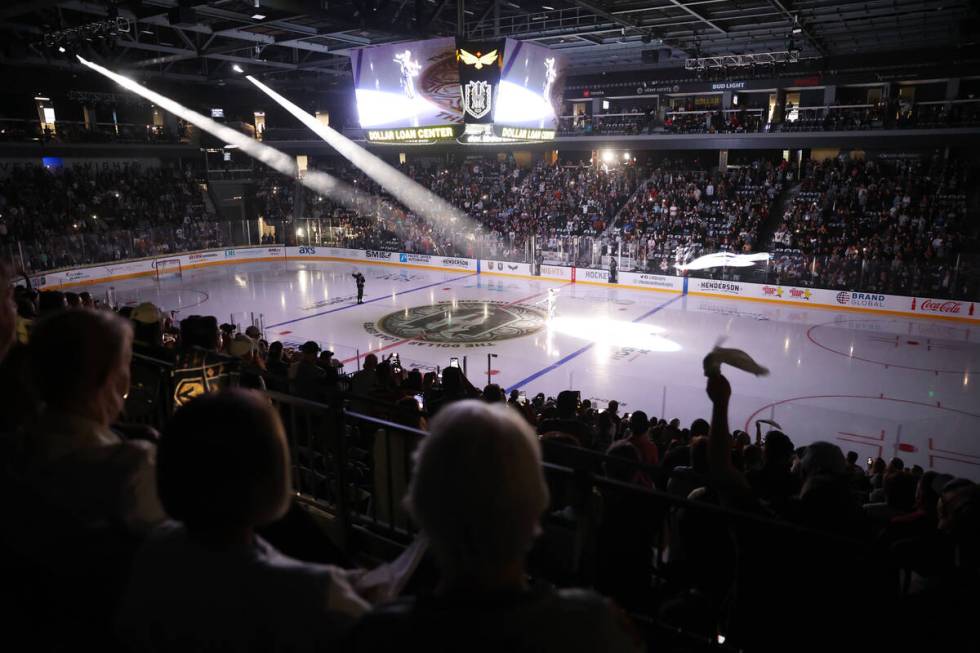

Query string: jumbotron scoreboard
[351,37,566,144]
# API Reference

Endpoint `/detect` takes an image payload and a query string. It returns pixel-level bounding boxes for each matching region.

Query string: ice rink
[89,259,980,479]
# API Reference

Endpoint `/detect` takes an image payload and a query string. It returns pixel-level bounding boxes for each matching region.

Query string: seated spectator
[22,308,166,532]
[264,341,289,391]
[117,389,371,652]
[864,471,917,533]
[289,340,329,401]
[351,400,641,652]
[229,335,268,390]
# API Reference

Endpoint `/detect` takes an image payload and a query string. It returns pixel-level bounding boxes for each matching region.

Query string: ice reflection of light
[676,251,770,271]
[234,275,248,289]
[298,269,308,293]
[548,316,681,352]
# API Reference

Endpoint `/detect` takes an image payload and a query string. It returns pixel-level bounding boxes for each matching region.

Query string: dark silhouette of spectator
[117,389,371,652]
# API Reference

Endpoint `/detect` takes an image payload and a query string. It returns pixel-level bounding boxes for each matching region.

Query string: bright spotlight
[251,13,266,20]
[58,46,66,53]
[601,150,614,163]
[623,152,631,161]
[74,55,383,223]
[295,228,304,237]
[245,74,473,232]
[232,64,244,73]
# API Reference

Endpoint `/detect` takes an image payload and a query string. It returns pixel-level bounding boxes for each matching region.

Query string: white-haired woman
[350,400,641,653]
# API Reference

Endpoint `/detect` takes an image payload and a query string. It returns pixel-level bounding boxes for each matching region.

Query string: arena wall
[22,246,978,323]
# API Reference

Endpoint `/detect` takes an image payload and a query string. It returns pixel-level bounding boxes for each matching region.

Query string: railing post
[331,401,352,556]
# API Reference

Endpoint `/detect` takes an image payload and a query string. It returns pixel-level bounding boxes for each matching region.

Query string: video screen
[352,37,463,138]
[493,39,566,133]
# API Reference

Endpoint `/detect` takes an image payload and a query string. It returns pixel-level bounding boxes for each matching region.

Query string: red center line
[339,282,573,366]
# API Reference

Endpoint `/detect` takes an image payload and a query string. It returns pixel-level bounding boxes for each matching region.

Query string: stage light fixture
[251,13,266,20]
[232,64,244,73]
[58,46,66,53]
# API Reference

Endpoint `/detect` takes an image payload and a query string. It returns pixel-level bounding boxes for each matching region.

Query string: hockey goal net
[155,258,183,281]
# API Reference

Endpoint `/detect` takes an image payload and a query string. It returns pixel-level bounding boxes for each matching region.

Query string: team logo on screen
[457,49,498,69]
[462,81,492,119]
[376,301,544,344]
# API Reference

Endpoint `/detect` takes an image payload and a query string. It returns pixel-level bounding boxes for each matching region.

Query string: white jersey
[547,288,559,318]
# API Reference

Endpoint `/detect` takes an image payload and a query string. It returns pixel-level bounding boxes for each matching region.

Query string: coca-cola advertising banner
[912,297,977,317]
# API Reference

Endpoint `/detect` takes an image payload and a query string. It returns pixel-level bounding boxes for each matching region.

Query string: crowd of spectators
[292,156,642,262]
[0,163,221,270]
[557,100,980,137]
[0,119,186,145]
[558,108,765,136]
[2,152,977,299]
[611,159,789,273]
[1,264,977,652]
[769,155,975,297]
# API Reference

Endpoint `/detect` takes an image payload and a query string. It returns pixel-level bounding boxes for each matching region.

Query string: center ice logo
[376,301,545,344]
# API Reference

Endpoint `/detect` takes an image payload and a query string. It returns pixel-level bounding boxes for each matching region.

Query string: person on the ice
[547,287,559,320]
[352,271,366,304]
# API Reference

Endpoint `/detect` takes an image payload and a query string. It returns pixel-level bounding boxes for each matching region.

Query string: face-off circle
[377,301,546,344]
[807,317,978,374]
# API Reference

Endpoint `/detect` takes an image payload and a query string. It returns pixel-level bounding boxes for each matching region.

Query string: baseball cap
[131,302,162,325]
[228,339,254,358]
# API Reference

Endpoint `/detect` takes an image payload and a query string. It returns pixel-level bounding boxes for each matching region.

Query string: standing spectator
[627,410,659,466]
[537,390,592,445]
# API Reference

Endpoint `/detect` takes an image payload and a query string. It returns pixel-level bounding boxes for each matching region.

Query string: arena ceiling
[0,0,978,83]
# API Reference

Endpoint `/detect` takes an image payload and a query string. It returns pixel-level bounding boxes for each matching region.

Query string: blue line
[505,293,684,393]
[266,272,477,329]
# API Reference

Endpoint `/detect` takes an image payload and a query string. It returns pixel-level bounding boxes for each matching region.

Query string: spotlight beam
[74,55,379,218]
[244,75,472,230]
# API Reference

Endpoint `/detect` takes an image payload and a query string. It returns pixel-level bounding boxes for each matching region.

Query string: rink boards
[24,245,979,324]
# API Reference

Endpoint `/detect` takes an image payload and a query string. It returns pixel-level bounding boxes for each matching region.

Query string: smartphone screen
[414,394,424,410]
[518,391,527,405]
[449,357,460,368]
